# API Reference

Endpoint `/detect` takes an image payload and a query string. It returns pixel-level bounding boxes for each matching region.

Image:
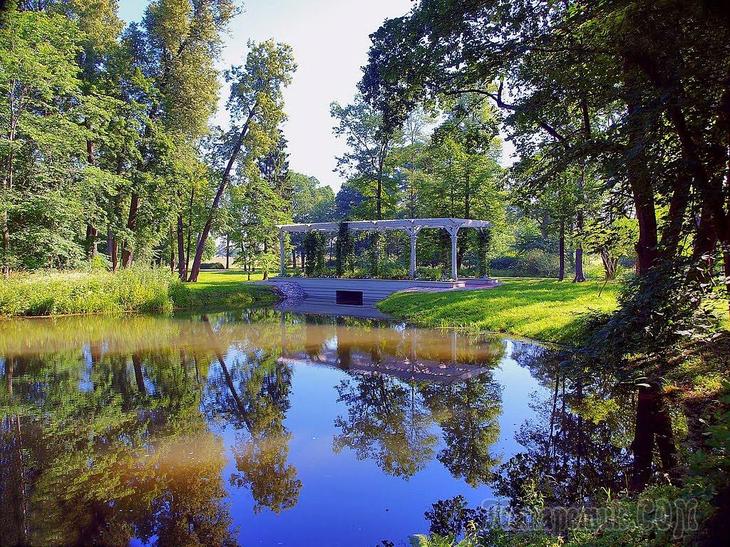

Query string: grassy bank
[378,278,621,345]
[0,269,277,318]
[170,270,278,309]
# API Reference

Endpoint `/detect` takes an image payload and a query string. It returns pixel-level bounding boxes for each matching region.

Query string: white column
[449,227,459,280]
[279,230,286,277]
[408,227,420,279]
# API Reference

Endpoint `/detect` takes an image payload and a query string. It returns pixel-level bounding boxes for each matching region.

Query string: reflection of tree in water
[493,370,634,531]
[333,374,438,478]
[0,349,237,546]
[421,373,502,486]
[424,346,680,538]
[201,316,301,514]
[332,334,504,484]
[231,432,300,514]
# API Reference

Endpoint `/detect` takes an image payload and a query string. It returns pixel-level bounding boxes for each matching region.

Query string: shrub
[491,250,559,277]
[88,254,111,271]
[378,259,409,280]
[416,265,445,280]
[200,262,225,270]
[490,256,518,272]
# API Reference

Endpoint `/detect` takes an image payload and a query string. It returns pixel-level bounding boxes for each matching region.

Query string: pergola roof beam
[277,218,491,234]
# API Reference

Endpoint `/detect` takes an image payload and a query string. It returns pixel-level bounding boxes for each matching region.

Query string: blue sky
[118,0,414,190]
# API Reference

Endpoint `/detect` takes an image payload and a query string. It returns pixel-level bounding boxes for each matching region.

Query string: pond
[0,308,632,546]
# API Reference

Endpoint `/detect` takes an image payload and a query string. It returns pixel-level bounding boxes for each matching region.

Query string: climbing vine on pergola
[277,218,491,280]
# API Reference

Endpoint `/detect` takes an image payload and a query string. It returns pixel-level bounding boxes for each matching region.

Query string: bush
[490,256,519,272]
[200,262,225,270]
[491,250,559,277]
[416,265,445,280]
[378,259,409,280]
[88,254,111,271]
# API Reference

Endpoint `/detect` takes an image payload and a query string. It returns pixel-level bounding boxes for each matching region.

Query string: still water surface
[0,309,549,546]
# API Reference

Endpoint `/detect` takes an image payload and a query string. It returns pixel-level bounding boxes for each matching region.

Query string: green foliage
[0,8,89,271]
[214,41,297,281]
[335,221,353,276]
[584,217,638,280]
[584,261,721,364]
[302,232,327,276]
[289,172,335,223]
[0,268,174,316]
[332,94,403,220]
[491,250,559,278]
[0,269,277,317]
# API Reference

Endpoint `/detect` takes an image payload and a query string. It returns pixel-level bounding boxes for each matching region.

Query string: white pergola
[277,218,491,280]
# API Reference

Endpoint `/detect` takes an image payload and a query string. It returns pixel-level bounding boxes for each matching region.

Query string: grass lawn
[170,270,278,309]
[378,277,622,345]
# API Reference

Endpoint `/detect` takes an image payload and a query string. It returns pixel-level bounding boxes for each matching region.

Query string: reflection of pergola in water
[277,218,491,280]
[278,349,491,383]
[277,320,497,383]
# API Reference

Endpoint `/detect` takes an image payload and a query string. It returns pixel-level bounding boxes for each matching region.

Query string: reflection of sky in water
[210,336,547,545]
[0,311,549,546]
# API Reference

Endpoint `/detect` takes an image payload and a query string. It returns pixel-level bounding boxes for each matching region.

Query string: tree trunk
[188,105,257,282]
[623,62,659,275]
[121,192,139,267]
[225,233,230,269]
[132,354,146,395]
[185,185,195,273]
[659,172,691,259]
[110,235,118,271]
[634,53,730,286]
[2,205,9,278]
[169,227,175,273]
[376,173,383,219]
[558,218,565,281]
[724,241,730,316]
[573,98,590,283]
[573,232,585,282]
[176,213,186,280]
[2,124,15,278]
[85,139,97,259]
[85,224,98,260]
[600,248,617,280]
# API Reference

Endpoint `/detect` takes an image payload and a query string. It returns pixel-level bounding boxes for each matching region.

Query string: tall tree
[0,8,86,274]
[187,40,296,282]
[331,94,403,221]
[126,0,235,271]
[361,0,730,295]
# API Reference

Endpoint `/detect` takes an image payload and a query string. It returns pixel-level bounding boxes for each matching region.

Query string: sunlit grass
[378,277,621,345]
[191,269,265,286]
[170,269,276,309]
